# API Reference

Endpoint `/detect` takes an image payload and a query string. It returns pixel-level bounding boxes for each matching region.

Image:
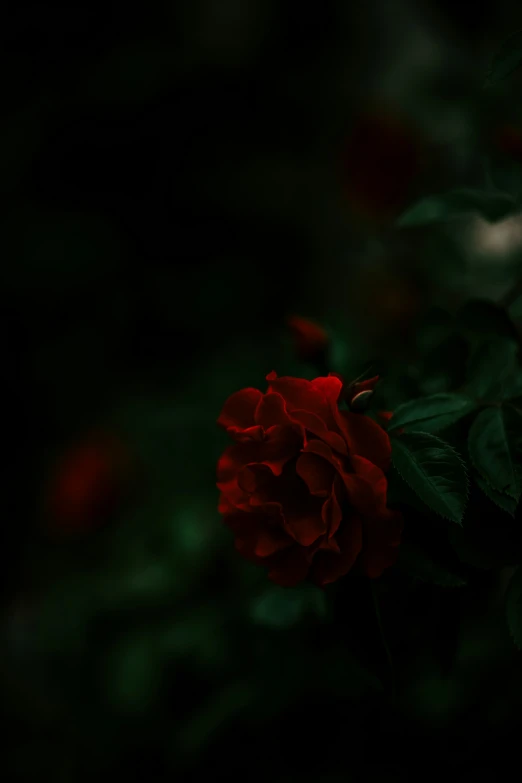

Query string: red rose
[48,435,131,532]
[287,315,329,363]
[217,372,402,587]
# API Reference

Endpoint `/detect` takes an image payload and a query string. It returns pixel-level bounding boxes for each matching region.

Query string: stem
[370,581,396,703]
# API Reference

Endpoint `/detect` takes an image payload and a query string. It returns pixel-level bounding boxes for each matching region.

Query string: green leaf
[106,633,162,713]
[474,472,518,516]
[508,293,522,319]
[389,393,476,434]
[397,541,466,587]
[506,567,522,650]
[485,30,522,86]
[397,189,515,227]
[391,432,469,524]
[466,336,519,400]
[386,465,433,516]
[468,406,522,499]
[250,584,327,628]
[502,366,522,400]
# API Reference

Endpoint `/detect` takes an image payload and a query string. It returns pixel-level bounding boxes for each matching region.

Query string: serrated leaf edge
[389,394,476,434]
[391,430,470,524]
[468,407,522,501]
[473,471,518,517]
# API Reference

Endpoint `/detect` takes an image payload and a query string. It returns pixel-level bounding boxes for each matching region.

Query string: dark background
[2,2,522,781]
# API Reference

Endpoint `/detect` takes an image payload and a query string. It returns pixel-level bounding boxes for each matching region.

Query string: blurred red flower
[492,123,522,163]
[341,108,424,222]
[217,372,402,587]
[48,435,131,532]
[287,315,329,363]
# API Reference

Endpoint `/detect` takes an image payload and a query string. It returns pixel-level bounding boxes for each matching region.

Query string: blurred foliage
[3,1,522,781]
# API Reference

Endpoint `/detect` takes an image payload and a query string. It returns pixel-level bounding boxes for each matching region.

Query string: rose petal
[216,429,299,498]
[342,455,388,516]
[261,425,302,475]
[218,388,263,433]
[218,493,236,515]
[255,392,293,428]
[301,439,348,476]
[321,475,343,537]
[237,463,273,495]
[265,374,335,425]
[318,536,341,553]
[311,515,363,586]
[224,509,293,559]
[283,510,326,546]
[232,425,265,442]
[309,375,344,407]
[296,452,335,497]
[290,409,348,455]
[338,411,391,472]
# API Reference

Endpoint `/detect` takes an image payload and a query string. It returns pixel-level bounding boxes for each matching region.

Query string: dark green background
[2,2,522,781]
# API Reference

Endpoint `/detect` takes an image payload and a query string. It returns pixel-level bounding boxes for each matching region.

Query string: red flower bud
[341,107,424,223]
[345,375,380,406]
[287,316,329,363]
[349,389,375,411]
[48,435,132,533]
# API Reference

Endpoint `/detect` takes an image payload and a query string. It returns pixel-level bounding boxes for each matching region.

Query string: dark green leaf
[397,541,466,587]
[506,567,522,650]
[503,367,522,400]
[508,293,522,319]
[389,393,476,434]
[391,432,469,524]
[474,472,518,516]
[468,406,522,499]
[397,189,515,227]
[485,30,522,86]
[466,336,518,400]
[105,633,162,713]
[386,465,433,515]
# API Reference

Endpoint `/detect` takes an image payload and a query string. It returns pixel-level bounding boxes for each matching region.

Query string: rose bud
[287,315,329,364]
[48,434,131,533]
[349,389,375,411]
[344,375,380,408]
[217,372,402,587]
